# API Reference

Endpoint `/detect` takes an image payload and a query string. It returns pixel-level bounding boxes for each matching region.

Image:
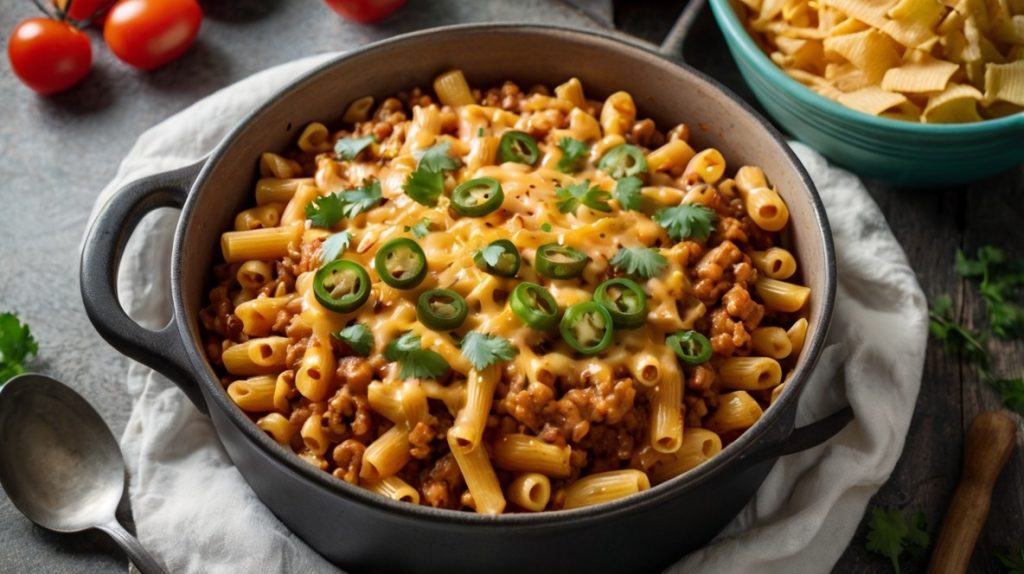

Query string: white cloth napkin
[91,54,929,574]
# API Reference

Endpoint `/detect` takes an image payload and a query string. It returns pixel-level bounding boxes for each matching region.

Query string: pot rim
[173,22,837,528]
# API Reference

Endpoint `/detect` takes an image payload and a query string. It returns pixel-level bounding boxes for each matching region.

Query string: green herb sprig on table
[864,507,931,574]
[930,246,1024,417]
[0,312,38,384]
[997,544,1024,574]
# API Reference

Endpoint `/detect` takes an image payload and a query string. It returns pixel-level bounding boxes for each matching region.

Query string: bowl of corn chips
[709,0,1024,184]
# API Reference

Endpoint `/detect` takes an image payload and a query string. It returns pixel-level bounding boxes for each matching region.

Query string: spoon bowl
[0,374,166,574]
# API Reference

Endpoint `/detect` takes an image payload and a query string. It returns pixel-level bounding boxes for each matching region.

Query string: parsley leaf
[929,295,989,369]
[610,246,668,279]
[997,544,1024,574]
[403,169,444,207]
[556,137,589,173]
[306,180,383,228]
[555,180,611,214]
[332,323,374,356]
[540,222,552,232]
[615,176,644,211]
[320,231,352,263]
[306,194,345,228]
[653,204,717,241]
[404,217,432,239]
[865,508,930,574]
[334,135,376,161]
[413,141,461,173]
[990,378,1024,416]
[384,332,450,380]
[955,246,1024,339]
[460,331,518,371]
[475,244,506,268]
[0,312,38,384]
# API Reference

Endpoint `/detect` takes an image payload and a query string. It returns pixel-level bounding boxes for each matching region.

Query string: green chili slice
[416,288,468,330]
[666,330,713,365]
[498,131,539,165]
[598,143,648,179]
[535,243,590,279]
[473,239,521,278]
[559,302,614,355]
[374,237,427,289]
[510,282,560,330]
[593,278,648,329]
[451,177,504,217]
[313,259,371,313]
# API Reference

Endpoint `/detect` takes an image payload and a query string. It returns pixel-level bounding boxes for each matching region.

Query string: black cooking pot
[81,23,846,574]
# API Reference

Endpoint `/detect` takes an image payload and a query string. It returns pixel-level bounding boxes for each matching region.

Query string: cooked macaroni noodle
[199,72,812,513]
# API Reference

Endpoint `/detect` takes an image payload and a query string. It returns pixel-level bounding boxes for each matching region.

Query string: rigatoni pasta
[199,71,812,514]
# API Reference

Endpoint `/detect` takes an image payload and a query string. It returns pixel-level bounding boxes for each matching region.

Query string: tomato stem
[29,0,57,20]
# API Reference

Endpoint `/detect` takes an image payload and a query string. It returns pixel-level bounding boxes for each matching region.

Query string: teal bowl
[708,0,1024,186]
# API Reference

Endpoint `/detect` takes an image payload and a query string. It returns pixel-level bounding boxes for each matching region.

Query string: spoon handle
[98,519,169,574]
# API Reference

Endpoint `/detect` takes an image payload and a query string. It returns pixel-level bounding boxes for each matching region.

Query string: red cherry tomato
[55,0,110,24]
[323,0,405,23]
[7,18,92,95]
[103,0,202,70]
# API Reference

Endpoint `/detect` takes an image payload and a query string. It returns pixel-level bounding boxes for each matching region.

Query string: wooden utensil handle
[927,411,1018,574]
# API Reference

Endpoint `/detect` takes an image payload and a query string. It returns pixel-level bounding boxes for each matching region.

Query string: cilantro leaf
[332,323,373,357]
[305,194,345,228]
[414,141,461,173]
[990,377,1024,416]
[929,296,989,369]
[955,246,1024,339]
[610,246,668,279]
[615,176,644,212]
[864,508,930,574]
[555,180,611,214]
[404,217,432,239]
[475,244,506,268]
[384,332,450,380]
[320,231,352,264]
[306,180,383,228]
[338,180,383,219]
[402,168,444,207]
[334,135,376,161]
[540,222,552,232]
[460,331,518,371]
[653,204,717,241]
[0,312,38,384]
[996,544,1024,574]
[556,137,589,173]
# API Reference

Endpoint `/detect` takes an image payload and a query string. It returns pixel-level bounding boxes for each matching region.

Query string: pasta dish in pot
[199,70,811,514]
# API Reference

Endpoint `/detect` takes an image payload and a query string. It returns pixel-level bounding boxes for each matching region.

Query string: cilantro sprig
[305,180,383,228]
[460,331,518,371]
[997,544,1024,574]
[614,176,644,212]
[955,246,1024,339]
[653,204,717,241]
[320,231,352,264]
[334,135,376,161]
[865,508,930,574]
[403,141,461,207]
[609,246,667,280]
[930,246,1024,417]
[0,312,38,384]
[404,217,432,239]
[384,332,450,380]
[556,180,611,214]
[332,323,373,357]
[556,137,589,173]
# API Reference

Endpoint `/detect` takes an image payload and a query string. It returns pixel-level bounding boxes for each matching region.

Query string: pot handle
[657,0,707,61]
[778,406,855,456]
[80,161,208,414]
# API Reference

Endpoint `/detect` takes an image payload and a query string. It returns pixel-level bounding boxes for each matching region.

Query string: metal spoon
[0,374,167,574]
